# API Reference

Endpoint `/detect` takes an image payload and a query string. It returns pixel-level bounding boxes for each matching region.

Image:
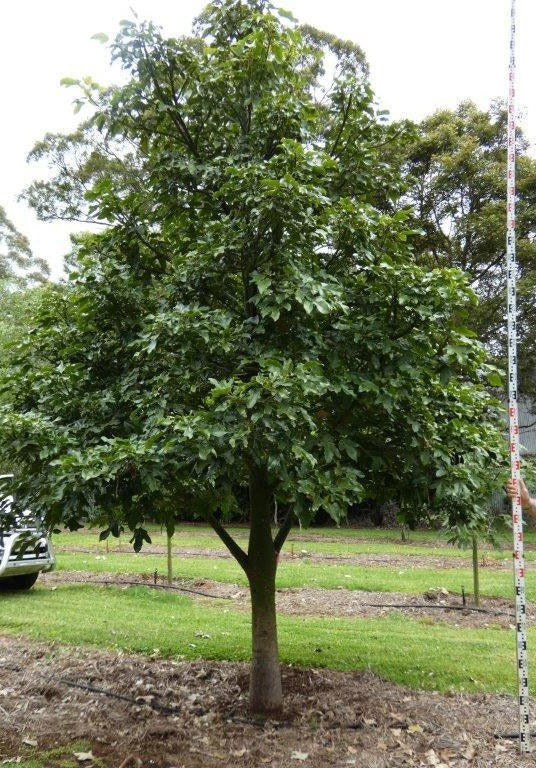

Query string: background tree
[0,0,506,713]
[0,210,49,412]
[401,101,536,398]
[0,283,46,358]
[0,206,49,288]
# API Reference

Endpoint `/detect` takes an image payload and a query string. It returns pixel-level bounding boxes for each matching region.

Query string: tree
[0,283,46,356]
[0,206,49,394]
[0,210,49,408]
[0,206,49,287]
[430,456,508,607]
[0,1,506,713]
[401,102,536,397]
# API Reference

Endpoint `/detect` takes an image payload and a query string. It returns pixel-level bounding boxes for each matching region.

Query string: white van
[0,475,55,590]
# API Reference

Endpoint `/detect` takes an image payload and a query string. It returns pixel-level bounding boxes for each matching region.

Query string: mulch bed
[0,636,532,768]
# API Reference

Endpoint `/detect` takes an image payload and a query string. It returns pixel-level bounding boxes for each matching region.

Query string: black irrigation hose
[0,662,179,716]
[0,662,364,730]
[99,578,232,600]
[58,577,517,616]
[59,576,231,600]
[363,603,515,618]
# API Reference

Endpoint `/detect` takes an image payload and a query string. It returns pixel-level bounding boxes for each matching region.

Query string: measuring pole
[506,0,530,752]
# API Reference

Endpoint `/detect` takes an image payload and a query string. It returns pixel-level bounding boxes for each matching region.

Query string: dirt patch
[40,571,519,630]
[0,635,531,768]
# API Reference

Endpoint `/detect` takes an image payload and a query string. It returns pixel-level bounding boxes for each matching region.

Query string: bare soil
[40,571,520,630]
[0,636,531,768]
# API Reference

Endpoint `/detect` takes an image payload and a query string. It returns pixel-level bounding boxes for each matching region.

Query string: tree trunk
[247,465,282,715]
[166,529,173,585]
[472,535,480,606]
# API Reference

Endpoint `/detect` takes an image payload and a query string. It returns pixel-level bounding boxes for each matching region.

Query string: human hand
[506,476,530,508]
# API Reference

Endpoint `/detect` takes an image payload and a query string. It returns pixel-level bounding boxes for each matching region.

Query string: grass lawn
[52,524,535,560]
[0,583,527,694]
[13,744,100,768]
[56,550,529,601]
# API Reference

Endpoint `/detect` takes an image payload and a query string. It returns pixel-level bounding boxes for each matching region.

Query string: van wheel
[0,572,39,591]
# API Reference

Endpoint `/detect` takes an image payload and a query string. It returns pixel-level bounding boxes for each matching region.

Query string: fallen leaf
[290,751,309,761]
[73,752,94,763]
[407,723,423,734]
[462,745,476,760]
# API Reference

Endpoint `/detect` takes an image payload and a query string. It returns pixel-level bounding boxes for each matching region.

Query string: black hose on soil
[363,603,514,618]
[0,662,178,715]
[53,576,232,600]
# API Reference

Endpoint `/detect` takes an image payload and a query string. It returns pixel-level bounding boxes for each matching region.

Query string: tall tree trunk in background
[472,535,480,606]
[166,525,173,585]
[247,464,282,714]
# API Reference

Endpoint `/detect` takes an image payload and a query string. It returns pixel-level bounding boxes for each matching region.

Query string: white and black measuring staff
[506,0,530,752]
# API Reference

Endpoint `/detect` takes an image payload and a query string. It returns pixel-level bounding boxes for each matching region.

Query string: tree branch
[469,251,505,285]
[329,93,352,157]
[205,510,249,572]
[273,509,294,553]
[141,40,199,159]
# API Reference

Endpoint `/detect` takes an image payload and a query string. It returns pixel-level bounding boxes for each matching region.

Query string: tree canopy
[0,206,49,288]
[0,0,507,712]
[401,101,536,398]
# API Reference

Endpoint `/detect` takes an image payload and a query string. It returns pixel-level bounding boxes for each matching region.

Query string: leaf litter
[0,636,533,767]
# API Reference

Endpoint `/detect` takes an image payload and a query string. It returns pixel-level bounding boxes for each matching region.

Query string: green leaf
[277,7,298,22]
[60,77,80,87]
[486,371,503,387]
[91,32,109,44]
[254,275,271,295]
[439,365,452,386]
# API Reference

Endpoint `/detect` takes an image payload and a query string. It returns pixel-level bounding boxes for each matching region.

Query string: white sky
[0,0,534,278]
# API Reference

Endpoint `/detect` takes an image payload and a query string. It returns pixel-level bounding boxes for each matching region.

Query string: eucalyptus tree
[0,1,506,713]
[401,102,536,396]
[0,206,49,287]
[0,208,48,392]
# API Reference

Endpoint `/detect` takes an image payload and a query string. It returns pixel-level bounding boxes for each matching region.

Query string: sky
[1,0,534,278]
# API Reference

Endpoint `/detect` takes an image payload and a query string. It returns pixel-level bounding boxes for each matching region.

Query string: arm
[506,477,536,521]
